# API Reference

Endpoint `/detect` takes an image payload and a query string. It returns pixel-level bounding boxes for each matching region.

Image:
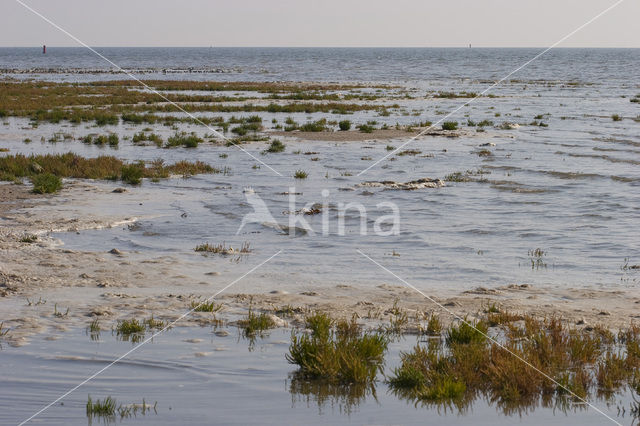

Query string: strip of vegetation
[388,311,640,414]
[0,82,394,124]
[433,92,479,99]
[0,153,219,185]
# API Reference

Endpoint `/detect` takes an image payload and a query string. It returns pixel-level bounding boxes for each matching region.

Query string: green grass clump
[294,170,308,179]
[190,300,222,312]
[299,119,328,132]
[88,318,100,333]
[284,117,299,131]
[424,314,442,336]
[86,395,116,418]
[120,164,144,185]
[19,234,38,243]
[114,317,164,342]
[477,119,494,127]
[86,395,156,421]
[231,120,262,136]
[115,318,145,336]
[444,172,471,182]
[166,132,203,148]
[287,313,388,385]
[265,139,285,153]
[356,124,375,133]
[194,241,250,255]
[441,121,458,131]
[338,120,351,131]
[132,131,163,146]
[612,114,622,121]
[446,320,487,345]
[81,133,118,147]
[238,308,276,337]
[31,173,62,194]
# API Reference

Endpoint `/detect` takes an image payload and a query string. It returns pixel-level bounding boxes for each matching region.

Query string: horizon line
[2,45,640,49]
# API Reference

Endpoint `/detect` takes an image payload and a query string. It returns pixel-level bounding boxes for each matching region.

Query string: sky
[1,0,639,48]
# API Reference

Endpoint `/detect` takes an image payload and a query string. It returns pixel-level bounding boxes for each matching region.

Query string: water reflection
[288,372,376,416]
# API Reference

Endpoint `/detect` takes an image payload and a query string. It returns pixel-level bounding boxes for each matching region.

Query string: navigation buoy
[43,45,46,54]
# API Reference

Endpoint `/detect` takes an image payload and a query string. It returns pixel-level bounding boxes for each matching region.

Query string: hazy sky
[1,0,638,48]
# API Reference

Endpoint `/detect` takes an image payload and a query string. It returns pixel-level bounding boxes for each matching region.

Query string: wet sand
[1,181,639,348]
[0,182,42,214]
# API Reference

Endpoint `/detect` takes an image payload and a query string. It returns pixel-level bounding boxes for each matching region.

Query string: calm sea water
[1,47,640,84]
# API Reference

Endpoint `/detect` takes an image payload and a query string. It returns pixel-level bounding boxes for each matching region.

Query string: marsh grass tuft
[190,300,222,313]
[299,119,328,132]
[441,121,458,131]
[115,318,145,336]
[446,319,487,345]
[132,131,163,146]
[294,170,308,179]
[287,313,388,385]
[87,395,156,422]
[19,234,38,243]
[31,173,62,194]
[86,395,116,418]
[338,120,351,131]
[445,172,471,182]
[356,124,375,133]
[166,132,203,148]
[113,316,165,343]
[53,303,69,318]
[528,248,547,270]
[264,139,285,153]
[238,308,276,338]
[0,322,9,338]
[194,241,250,255]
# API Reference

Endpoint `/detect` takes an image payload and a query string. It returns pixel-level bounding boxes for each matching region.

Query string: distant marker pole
[42,44,46,54]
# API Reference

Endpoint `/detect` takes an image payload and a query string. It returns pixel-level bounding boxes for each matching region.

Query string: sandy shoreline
[1,180,639,348]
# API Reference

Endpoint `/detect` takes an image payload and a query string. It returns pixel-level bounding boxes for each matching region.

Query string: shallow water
[0,326,632,425]
[1,48,640,424]
[2,97,639,294]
